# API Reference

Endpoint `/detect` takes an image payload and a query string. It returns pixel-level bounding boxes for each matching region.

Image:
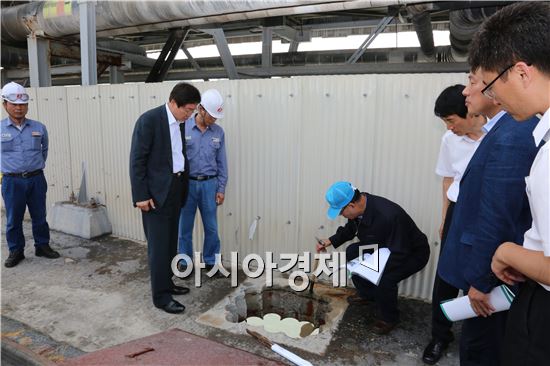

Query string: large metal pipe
[448,6,499,61]
[2,0,421,42]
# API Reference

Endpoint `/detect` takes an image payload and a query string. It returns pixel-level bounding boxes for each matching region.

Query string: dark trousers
[502,280,550,366]
[460,311,507,366]
[142,174,185,307]
[347,242,429,323]
[431,201,460,343]
[1,173,50,252]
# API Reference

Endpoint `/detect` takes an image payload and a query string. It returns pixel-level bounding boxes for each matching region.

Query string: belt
[190,175,217,181]
[173,171,185,177]
[3,169,43,178]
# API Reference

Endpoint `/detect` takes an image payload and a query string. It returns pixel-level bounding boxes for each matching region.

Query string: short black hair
[350,189,362,204]
[434,84,467,119]
[169,82,201,107]
[469,2,550,76]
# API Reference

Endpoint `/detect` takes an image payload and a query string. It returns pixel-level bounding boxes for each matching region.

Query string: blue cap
[325,181,356,220]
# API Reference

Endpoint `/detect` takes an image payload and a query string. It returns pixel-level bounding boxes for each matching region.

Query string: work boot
[35,244,60,259]
[372,319,398,335]
[347,293,373,305]
[4,250,25,268]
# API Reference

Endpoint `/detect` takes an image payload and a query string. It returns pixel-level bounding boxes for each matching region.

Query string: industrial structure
[2,1,515,86]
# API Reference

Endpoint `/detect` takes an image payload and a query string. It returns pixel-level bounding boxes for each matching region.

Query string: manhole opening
[227,288,330,328]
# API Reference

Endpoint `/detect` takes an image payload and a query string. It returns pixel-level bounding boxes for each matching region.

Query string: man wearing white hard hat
[178,89,228,272]
[1,82,60,268]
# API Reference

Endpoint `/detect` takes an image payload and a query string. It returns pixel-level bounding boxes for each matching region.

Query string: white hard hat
[1,82,29,104]
[200,89,224,119]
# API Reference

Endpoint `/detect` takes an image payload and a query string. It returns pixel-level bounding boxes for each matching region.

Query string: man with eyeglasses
[1,82,60,268]
[178,89,227,274]
[316,181,430,335]
[469,2,550,365]
[435,24,541,366]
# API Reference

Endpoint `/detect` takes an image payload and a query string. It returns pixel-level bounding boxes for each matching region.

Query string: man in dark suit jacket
[438,92,539,365]
[317,181,430,335]
[130,82,201,314]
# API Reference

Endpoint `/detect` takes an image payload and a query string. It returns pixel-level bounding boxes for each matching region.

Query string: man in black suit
[317,181,430,335]
[130,83,201,314]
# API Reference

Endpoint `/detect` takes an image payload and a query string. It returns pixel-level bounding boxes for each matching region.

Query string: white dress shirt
[165,103,185,173]
[522,108,550,291]
[435,130,484,202]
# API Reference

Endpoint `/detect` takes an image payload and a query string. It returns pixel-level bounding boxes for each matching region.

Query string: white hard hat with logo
[200,89,224,119]
[1,82,29,104]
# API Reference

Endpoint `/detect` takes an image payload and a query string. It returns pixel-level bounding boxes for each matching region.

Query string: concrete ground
[1,219,460,365]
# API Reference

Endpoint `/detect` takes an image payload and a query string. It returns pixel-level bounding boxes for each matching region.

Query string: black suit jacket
[129,105,189,208]
[329,193,430,260]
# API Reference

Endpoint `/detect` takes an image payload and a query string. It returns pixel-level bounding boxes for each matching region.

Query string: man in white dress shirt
[423,84,486,365]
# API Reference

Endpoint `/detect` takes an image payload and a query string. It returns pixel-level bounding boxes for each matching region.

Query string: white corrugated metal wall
[10,73,469,300]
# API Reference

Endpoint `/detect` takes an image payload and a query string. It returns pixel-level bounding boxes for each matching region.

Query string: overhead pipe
[448,6,499,61]
[406,4,435,59]
[1,0,424,43]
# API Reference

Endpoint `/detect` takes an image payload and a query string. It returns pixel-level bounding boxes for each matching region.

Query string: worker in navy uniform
[317,181,430,335]
[130,82,200,314]
[1,82,60,268]
[178,89,228,271]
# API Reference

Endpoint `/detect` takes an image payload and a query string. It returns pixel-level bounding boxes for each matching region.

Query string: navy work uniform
[1,117,52,260]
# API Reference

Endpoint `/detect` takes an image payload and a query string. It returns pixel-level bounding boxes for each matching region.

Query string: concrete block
[48,202,112,239]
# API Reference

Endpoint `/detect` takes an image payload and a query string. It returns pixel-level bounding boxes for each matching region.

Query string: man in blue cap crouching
[317,181,430,334]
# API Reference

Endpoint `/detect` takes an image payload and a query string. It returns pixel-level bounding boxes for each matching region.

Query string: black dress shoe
[170,285,190,295]
[35,244,60,259]
[422,339,449,365]
[158,300,185,314]
[4,250,25,268]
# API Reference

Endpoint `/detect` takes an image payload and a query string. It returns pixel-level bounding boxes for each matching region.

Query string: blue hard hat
[325,181,355,220]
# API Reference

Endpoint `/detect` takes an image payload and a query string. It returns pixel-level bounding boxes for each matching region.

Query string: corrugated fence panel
[36,86,73,207]
[65,86,106,205]
[99,84,142,241]
[22,73,473,300]
[226,78,303,265]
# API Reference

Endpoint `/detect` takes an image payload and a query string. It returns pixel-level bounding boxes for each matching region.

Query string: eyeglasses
[481,64,514,100]
[2,93,30,103]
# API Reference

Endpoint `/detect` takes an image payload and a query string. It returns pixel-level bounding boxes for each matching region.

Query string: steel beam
[181,45,208,81]
[203,28,239,79]
[27,35,51,87]
[109,65,124,84]
[146,29,187,83]
[64,62,469,85]
[288,41,299,53]
[261,27,272,69]
[346,16,394,64]
[79,0,97,85]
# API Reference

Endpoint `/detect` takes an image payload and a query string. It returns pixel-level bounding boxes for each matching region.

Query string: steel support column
[346,16,394,64]
[109,65,124,84]
[27,35,51,87]
[204,28,239,79]
[289,41,299,53]
[261,27,272,70]
[146,29,187,83]
[79,0,97,85]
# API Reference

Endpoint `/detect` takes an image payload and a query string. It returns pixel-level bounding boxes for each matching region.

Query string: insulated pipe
[411,11,434,58]
[1,0,421,42]
[448,7,499,61]
[406,4,434,59]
